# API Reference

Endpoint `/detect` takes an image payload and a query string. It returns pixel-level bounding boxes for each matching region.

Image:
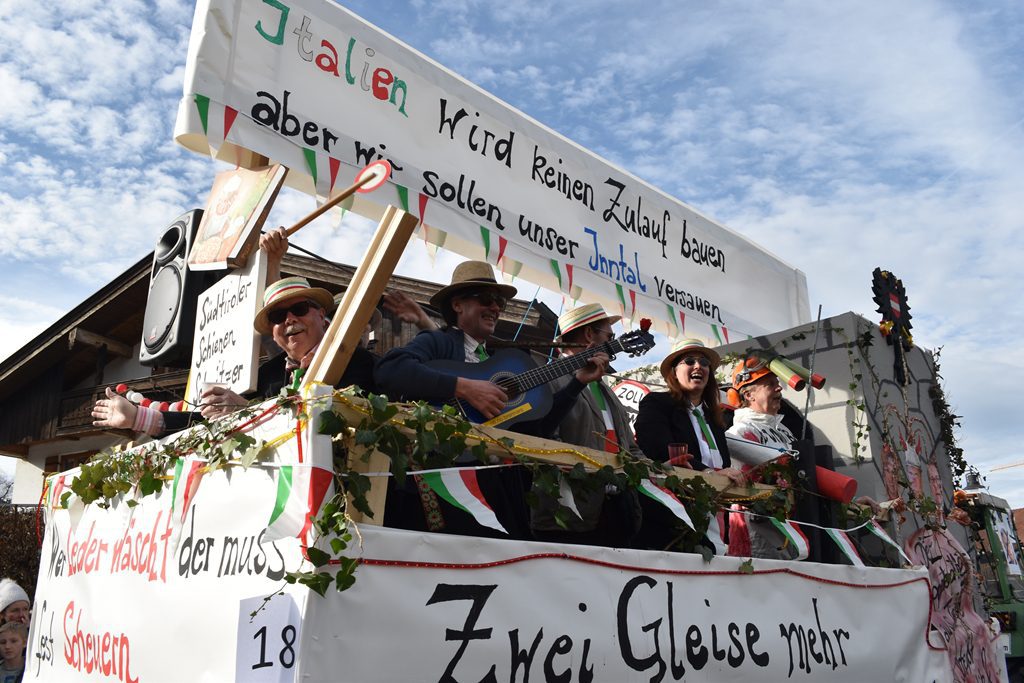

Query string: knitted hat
[429,261,517,323]
[659,338,721,381]
[254,277,334,334]
[556,303,621,340]
[0,578,29,615]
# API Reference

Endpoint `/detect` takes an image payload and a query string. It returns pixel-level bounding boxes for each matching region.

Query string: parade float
[24,0,1012,681]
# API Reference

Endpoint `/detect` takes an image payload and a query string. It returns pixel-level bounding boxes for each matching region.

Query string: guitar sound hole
[491,372,524,406]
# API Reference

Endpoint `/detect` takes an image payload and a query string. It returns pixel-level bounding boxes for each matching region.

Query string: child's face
[0,632,25,662]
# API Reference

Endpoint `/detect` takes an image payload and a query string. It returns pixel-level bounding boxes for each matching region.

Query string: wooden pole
[283,174,377,237]
[303,205,419,387]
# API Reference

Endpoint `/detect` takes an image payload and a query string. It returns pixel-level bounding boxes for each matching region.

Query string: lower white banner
[302,527,953,682]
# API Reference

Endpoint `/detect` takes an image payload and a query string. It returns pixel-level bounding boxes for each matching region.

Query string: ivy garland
[61,387,787,598]
[927,347,967,482]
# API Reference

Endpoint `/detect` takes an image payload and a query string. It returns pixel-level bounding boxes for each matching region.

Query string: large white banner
[303,526,951,682]
[174,0,810,341]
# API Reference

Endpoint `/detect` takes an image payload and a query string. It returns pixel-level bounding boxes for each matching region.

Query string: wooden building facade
[0,253,557,504]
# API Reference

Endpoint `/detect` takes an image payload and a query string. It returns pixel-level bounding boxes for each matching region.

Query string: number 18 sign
[236,593,303,682]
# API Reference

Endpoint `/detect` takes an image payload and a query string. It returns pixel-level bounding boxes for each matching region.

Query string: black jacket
[634,391,731,470]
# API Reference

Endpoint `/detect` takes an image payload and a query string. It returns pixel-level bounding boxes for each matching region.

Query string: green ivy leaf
[355,429,379,446]
[317,410,348,436]
[305,547,331,567]
[738,559,754,574]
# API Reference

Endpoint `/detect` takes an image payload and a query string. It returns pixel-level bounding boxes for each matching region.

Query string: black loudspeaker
[139,210,218,368]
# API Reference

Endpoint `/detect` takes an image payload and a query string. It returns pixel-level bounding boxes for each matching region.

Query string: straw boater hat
[659,338,721,381]
[254,277,335,334]
[429,261,517,322]
[556,303,621,340]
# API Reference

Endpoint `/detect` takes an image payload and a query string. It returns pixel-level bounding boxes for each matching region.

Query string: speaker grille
[142,266,182,351]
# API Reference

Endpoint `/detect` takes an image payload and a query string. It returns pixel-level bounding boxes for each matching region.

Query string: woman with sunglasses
[635,338,735,471]
[633,338,744,551]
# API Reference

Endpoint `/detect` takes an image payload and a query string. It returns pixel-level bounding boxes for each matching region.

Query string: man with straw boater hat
[529,302,643,547]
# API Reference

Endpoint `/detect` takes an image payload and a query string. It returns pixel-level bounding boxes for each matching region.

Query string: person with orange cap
[727,355,795,447]
[726,355,800,559]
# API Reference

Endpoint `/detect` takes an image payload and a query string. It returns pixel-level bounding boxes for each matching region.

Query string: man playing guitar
[374,260,609,427]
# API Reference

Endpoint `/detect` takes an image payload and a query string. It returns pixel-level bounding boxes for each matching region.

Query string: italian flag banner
[420,469,507,534]
[265,465,335,544]
[637,479,694,530]
[480,225,508,267]
[705,513,727,556]
[171,456,206,525]
[770,518,810,560]
[549,259,580,300]
[557,473,583,521]
[866,520,912,565]
[825,528,865,567]
[45,474,67,510]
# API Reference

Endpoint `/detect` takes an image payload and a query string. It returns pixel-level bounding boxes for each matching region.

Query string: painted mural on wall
[905,527,1002,683]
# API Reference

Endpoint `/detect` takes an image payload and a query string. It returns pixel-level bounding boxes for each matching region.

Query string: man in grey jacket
[530,303,642,546]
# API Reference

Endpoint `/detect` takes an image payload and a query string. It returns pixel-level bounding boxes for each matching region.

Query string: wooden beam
[68,328,132,358]
[345,448,391,526]
[304,206,419,387]
[305,206,418,519]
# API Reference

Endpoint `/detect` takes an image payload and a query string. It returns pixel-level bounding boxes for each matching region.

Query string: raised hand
[259,227,289,284]
[382,290,436,330]
[91,386,138,430]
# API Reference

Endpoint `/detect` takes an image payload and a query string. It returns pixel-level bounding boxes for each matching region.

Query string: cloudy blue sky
[2,0,1023,504]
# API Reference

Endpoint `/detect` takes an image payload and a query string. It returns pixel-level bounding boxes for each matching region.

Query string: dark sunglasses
[267,300,319,325]
[464,291,507,310]
[676,355,710,368]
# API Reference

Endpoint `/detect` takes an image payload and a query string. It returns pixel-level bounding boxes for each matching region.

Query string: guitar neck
[510,340,622,392]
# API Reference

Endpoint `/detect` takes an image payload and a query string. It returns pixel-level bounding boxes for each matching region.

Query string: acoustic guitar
[426,328,656,427]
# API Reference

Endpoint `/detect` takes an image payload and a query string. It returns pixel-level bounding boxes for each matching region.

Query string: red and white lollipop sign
[355,159,392,193]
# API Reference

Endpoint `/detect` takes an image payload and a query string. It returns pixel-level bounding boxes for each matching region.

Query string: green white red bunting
[705,513,727,556]
[615,284,638,323]
[171,456,206,525]
[825,528,865,567]
[549,259,579,300]
[557,473,583,521]
[480,226,508,267]
[46,474,67,510]
[866,520,911,565]
[265,465,335,544]
[637,479,694,530]
[420,469,507,534]
[770,518,810,560]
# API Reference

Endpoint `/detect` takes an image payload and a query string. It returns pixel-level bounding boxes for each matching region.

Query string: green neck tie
[475,344,489,361]
[692,407,718,452]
